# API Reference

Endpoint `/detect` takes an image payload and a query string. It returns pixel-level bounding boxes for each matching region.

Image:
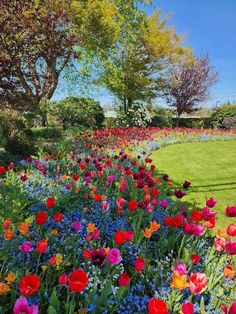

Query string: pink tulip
[213,237,226,252]
[13,297,38,314]
[107,248,121,265]
[172,263,187,275]
[221,301,236,314]
[189,272,207,294]
[202,206,217,221]
[183,220,204,237]
[225,240,236,255]
[102,201,110,212]
[225,205,236,217]
[206,197,217,208]
[19,241,33,254]
[116,197,126,208]
[72,221,81,231]
[160,200,168,208]
[58,273,68,285]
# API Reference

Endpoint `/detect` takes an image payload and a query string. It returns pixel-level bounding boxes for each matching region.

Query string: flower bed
[0,127,235,314]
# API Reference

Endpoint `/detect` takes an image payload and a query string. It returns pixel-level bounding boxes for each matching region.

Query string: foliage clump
[52,97,105,129]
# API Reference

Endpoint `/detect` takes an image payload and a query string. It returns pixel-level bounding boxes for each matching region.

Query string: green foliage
[99,10,189,111]
[32,127,63,140]
[0,123,6,148]
[171,117,210,128]
[0,171,30,224]
[0,107,35,155]
[22,111,38,128]
[71,0,121,50]
[150,107,173,128]
[104,117,118,128]
[210,104,236,128]
[52,97,105,129]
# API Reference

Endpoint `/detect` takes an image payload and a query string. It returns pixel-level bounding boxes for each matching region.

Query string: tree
[0,0,126,114]
[165,55,218,125]
[98,11,189,114]
[0,0,77,112]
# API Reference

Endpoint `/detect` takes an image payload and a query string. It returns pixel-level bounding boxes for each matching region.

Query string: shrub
[32,127,63,140]
[171,117,210,128]
[210,104,236,128]
[150,108,173,128]
[104,117,118,128]
[222,116,236,129]
[52,97,105,129]
[116,104,151,127]
[0,107,35,155]
[22,111,37,128]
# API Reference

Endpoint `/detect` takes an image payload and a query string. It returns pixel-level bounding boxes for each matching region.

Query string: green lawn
[151,140,236,229]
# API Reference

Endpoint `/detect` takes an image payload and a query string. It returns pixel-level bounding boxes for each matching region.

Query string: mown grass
[151,140,236,229]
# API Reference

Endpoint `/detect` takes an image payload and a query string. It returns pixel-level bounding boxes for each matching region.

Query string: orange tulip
[205,220,216,229]
[4,229,14,240]
[150,221,161,232]
[167,181,173,188]
[143,228,153,238]
[171,271,189,290]
[87,223,96,233]
[217,228,228,238]
[18,223,30,234]
[224,265,235,279]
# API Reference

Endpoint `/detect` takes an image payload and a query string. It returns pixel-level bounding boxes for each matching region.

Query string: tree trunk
[176,113,181,127]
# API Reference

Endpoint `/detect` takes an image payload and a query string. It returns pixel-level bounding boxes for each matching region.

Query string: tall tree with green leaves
[98,10,189,114]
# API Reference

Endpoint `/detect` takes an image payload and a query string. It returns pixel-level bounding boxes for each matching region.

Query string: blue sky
[148,0,236,107]
[54,0,236,108]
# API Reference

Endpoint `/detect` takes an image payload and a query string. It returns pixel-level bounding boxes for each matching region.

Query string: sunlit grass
[151,140,236,229]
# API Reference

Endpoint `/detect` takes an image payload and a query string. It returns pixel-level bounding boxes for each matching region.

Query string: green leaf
[47,306,58,314]
[200,297,206,314]
[50,290,60,311]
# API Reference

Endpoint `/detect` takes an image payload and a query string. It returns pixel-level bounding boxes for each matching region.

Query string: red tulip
[128,200,138,211]
[68,269,88,293]
[134,257,145,272]
[148,298,169,314]
[190,210,203,222]
[94,194,102,202]
[53,213,63,223]
[19,274,40,297]
[45,197,56,209]
[227,224,236,236]
[181,302,194,314]
[0,166,7,175]
[118,273,131,286]
[36,239,48,254]
[191,253,200,264]
[114,231,128,246]
[73,174,79,181]
[35,212,48,225]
